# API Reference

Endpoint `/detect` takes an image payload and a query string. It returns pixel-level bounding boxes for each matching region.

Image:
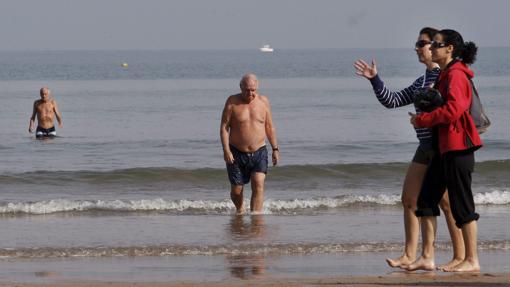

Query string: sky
[0,0,508,50]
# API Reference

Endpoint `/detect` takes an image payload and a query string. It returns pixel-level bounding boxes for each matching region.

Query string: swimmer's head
[40,87,51,101]
[240,74,258,103]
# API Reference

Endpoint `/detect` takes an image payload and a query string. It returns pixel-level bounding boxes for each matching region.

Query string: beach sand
[1,273,509,287]
[1,251,509,287]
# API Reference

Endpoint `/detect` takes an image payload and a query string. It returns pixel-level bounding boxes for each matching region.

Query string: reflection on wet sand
[34,271,58,277]
[226,215,267,279]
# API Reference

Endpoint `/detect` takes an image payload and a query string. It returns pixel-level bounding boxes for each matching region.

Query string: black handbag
[413,87,445,112]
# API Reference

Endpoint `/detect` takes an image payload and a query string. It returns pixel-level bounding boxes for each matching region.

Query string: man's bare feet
[443,260,480,272]
[385,255,414,269]
[437,258,464,271]
[236,207,246,215]
[406,256,435,271]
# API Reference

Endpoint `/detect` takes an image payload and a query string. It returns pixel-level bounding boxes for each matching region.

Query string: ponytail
[461,41,478,65]
[439,29,478,65]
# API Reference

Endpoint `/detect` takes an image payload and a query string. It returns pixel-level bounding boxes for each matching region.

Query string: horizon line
[0,46,509,52]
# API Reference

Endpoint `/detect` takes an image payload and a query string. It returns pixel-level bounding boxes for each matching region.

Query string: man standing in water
[29,87,63,138]
[220,74,279,214]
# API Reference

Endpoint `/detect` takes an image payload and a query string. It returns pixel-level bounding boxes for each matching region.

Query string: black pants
[416,150,479,228]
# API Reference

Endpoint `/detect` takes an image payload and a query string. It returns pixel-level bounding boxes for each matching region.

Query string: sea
[0,48,509,282]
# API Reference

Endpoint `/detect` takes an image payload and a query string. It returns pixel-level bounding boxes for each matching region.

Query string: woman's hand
[354,59,377,79]
[409,112,419,128]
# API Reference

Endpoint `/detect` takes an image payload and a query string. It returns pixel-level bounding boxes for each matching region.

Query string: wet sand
[1,251,509,286]
[1,272,509,287]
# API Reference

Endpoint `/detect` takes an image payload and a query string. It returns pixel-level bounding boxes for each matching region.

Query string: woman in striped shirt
[354,27,464,270]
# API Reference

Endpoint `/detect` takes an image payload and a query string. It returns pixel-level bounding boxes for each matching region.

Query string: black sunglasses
[431,41,448,49]
[415,40,432,48]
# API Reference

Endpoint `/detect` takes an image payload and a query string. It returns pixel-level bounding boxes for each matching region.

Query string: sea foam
[1,190,508,215]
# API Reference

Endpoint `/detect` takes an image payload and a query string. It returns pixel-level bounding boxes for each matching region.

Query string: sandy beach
[1,272,509,287]
[2,251,509,286]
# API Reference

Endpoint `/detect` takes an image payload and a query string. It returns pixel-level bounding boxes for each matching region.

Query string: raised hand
[354,59,378,79]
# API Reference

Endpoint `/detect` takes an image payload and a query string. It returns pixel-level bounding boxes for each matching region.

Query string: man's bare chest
[232,105,266,124]
[37,103,54,114]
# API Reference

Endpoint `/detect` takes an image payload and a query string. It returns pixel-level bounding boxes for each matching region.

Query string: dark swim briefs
[226,145,268,185]
[36,126,56,138]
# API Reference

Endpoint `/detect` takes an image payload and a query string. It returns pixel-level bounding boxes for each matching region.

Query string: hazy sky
[1,0,507,50]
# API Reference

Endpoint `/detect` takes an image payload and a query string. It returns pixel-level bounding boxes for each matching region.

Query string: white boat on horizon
[259,44,274,52]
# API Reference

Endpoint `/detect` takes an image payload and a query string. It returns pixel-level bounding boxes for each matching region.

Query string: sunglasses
[430,41,448,49]
[415,40,432,48]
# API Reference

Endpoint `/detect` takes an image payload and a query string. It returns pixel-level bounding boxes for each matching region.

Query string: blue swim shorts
[226,145,268,185]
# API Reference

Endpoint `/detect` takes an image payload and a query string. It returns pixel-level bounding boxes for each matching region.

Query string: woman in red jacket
[408,29,482,272]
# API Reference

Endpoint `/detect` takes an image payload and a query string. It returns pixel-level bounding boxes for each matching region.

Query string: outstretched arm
[264,98,279,166]
[374,68,440,109]
[220,98,234,164]
[29,101,37,133]
[372,76,418,109]
[355,59,440,109]
[53,100,63,128]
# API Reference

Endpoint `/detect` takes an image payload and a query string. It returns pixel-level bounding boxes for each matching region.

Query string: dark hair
[439,29,478,65]
[419,27,439,41]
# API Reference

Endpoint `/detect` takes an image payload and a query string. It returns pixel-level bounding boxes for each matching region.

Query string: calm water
[0,49,509,278]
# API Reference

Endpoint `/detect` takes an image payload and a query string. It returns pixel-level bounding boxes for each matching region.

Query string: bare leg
[406,216,436,271]
[437,192,465,270]
[444,221,480,272]
[250,172,266,213]
[386,162,427,268]
[230,185,245,214]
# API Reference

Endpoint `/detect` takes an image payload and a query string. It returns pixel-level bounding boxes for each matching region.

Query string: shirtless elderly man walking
[220,74,279,214]
[29,87,63,138]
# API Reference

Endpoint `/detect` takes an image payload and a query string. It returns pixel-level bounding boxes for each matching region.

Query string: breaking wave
[1,190,509,215]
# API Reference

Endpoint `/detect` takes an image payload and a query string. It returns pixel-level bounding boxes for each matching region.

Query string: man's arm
[263,97,279,166]
[220,97,234,164]
[53,100,63,128]
[28,101,38,133]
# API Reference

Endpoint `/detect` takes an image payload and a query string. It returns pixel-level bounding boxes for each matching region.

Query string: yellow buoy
[121,62,128,68]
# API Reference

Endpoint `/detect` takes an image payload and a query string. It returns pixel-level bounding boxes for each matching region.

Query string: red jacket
[415,61,482,154]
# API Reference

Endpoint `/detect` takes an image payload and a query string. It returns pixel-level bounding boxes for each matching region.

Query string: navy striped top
[369,68,440,146]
